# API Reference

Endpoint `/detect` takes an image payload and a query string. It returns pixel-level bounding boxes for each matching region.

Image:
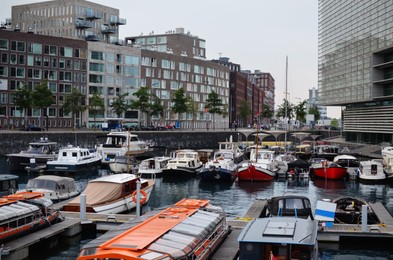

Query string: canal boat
[312,144,340,161]
[96,131,149,164]
[0,174,19,197]
[6,137,58,171]
[77,198,230,260]
[311,160,347,180]
[238,217,318,259]
[162,149,203,178]
[199,149,238,183]
[357,160,386,183]
[333,154,360,179]
[109,155,139,174]
[236,146,278,181]
[63,173,154,214]
[381,145,393,166]
[295,144,312,160]
[332,196,380,225]
[138,156,172,177]
[16,175,80,202]
[259,195,314,220]
[0,191,61,244]
[46,145,102,172]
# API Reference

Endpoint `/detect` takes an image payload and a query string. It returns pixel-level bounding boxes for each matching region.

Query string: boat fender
[131,190,147,204]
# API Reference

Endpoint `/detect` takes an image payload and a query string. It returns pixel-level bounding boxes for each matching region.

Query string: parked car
[21,124,44,131]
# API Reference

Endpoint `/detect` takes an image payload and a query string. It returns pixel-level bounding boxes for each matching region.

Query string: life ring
[131,190,147,204]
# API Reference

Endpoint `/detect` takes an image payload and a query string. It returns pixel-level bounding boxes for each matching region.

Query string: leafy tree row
[12,83,227,130]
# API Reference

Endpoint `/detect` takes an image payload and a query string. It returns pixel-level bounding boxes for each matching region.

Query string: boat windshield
[26,179,57,190]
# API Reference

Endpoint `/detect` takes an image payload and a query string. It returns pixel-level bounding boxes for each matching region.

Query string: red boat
[312,161,347,180]
[236,147,278,181]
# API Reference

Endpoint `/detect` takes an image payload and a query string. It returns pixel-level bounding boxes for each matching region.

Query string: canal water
[1,156,393,259]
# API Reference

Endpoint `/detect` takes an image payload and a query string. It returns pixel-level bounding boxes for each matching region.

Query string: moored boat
[109,155,139,174]
[0,174,19,197]
[238,217,318,259]
[199,149,238,183]
[16,175,80,202]
[77,198,230,260]
[332,196,380,224]
[333,154,360,179]
[357,160,386,183]
[259,195,314,219]
[236,146,278,181]
[6,137,58,171]
[312,160,347,180]
[162,149,203,178]
[0,191,61,244]
[138,156,171,177]
[63,173,154,214]
[96,131,149,164]
[46,145,102,172]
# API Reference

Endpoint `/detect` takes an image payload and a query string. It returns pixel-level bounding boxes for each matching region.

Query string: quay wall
[0,130,339,156]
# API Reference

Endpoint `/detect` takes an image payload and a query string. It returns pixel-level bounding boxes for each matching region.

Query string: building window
[27,43,42,54]
[125,55,139,65]
[90,51,104,60]
[10,54,17,65]
[1,53,8,63]
[0,39,8,50]
[0,66,7,76]
[60,47,73,57]
[44,45,58,55]
[12,41,26,52]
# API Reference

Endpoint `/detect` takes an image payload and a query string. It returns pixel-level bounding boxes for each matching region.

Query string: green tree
[88,91,105,130]
[31,81,54,129]
[308,105,321,123]
[260,104,273,123]
[276,99,294,123]
[186,96,198,130]
[131,86,163,126]
[294,100,307,127]
[239,100,252,127]
[171,88,188,126]
[12,83,32,126]
[62,87,86,129]
[111,93,129,118]
[204,91,224,130]
[331,118,339,129]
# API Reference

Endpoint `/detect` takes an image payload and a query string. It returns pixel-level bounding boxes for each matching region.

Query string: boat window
[62,151,67,156]
[9,180,17,189]
[1,181,10,191]
[280,198,305,209]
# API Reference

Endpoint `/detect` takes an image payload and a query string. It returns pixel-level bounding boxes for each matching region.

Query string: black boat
[332,196,380,224]
[259,195,314,220]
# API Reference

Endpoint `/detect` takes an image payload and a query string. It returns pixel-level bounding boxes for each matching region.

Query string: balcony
[102,26,116,34]
[86,10,103,20]
[110,17,126,26]
[76,19,93,29]
[85,34,101,42]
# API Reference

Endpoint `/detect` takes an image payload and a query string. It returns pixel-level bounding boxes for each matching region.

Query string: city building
[10,0,126,44]
[306,87,327,126]
[319,1,393,144]
[126,27,206,59]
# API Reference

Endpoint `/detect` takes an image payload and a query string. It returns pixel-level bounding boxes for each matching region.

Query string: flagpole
[285,56,288,152]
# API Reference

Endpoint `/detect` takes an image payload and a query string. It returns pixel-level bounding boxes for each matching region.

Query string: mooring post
[361,204,367,232]
[80,193,87,221]
[136,180,141,217]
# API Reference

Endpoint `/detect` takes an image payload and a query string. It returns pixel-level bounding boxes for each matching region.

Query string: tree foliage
[308,105,321,122]
[62,87,86,129]
[171,88,188,118]
[31,81,54,128]
[111,93,129,117]
[12,83,32,122]
[276,99,294,121]
[131,86,164,125]
[204,91,224,130]
[294,100,308,124]
[88,91,105,129]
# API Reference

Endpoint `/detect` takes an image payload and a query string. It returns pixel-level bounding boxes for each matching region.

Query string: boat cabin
[260,195,314,220]
[0,174,18,196]
[238,217,318,260]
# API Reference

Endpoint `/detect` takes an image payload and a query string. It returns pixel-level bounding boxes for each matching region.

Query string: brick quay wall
[0,130,339,156]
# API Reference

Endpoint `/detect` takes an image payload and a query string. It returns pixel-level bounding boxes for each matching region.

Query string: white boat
[216,137,246,164]
[96,131,149,164]
[313,144,340,160]
[357,160,386,183]
[6,137,58,171]
[333,154,360,179]
[198,149,238,183]
[46,146,102,172]
[162,149,203,178]
[381,146,393,166]
[138,156,172,177]
[109,155,139,174]
[238,217,318,259]
[17,175,80,201]
[63,173,155,214]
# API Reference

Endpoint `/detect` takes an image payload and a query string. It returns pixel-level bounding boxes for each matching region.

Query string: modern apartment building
[125,28,206,59]
[0,29,88,129]
[306,87,327,126]
[319,1,393,144]
[11,0,125,44]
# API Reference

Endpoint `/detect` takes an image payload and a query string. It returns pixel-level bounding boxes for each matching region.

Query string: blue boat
[198,149,238,183]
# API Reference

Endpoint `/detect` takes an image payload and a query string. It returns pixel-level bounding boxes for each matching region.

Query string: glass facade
[319,0,393,143]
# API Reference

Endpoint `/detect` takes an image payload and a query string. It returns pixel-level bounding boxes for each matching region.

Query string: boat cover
[67,182,123,206]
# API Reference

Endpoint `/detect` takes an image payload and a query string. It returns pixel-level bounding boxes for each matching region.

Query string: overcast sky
[0,0,341,118]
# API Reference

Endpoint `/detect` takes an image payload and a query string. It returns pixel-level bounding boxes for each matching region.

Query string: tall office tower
[319,1,393,143]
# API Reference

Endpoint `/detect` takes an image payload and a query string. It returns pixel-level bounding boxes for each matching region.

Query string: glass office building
[319,0,393,144]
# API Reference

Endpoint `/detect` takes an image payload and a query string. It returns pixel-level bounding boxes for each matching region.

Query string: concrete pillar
[80,194,86,221]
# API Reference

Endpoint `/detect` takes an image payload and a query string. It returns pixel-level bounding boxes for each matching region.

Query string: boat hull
[237,165,276,181]
[199,167,237,183]
[162,166,201,178]
[47,159,101,172]
[312,167,347,180]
